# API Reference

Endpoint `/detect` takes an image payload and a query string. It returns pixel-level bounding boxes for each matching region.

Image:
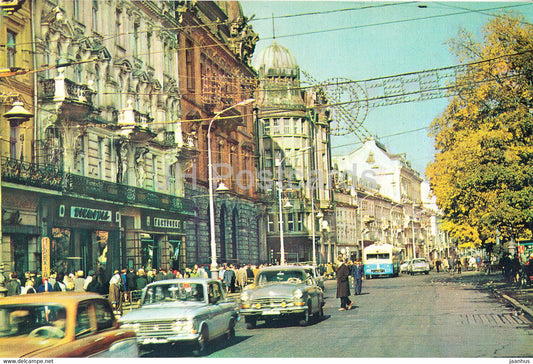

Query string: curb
[491,287,533,320]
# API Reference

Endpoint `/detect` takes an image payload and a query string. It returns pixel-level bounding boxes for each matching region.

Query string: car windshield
[143,283,205,304]
[412,259,426,264]
[0,304,67,338]
[257,270,306,285]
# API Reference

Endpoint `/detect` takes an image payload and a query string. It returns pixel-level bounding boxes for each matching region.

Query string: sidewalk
[432,270,533,320]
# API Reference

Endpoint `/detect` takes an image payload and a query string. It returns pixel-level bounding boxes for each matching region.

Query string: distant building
[333,139,441,260]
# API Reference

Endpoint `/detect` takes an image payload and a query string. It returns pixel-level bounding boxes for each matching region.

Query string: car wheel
[425,271,429,275]
[299,303,312,326]
[313,304,324,322]
[245,316,257,329]
[192,325,209,357]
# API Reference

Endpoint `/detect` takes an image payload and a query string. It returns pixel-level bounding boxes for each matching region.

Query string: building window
[294,118,299,134]
[146,32,152,67]
[284,119,290,134]
[7,30,16,68]
[267,214,274,232]
[273,119,279,135]
[287,212,294,231]
[92,4,98,30]
[133,23,139,57]
[297,212,304,231]
[186,39,194,91]
[73,0,80,20]
[263,119,270,134]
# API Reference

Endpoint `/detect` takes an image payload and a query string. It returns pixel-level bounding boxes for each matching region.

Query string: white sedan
[400,260,411,274]
[408,258,430,275]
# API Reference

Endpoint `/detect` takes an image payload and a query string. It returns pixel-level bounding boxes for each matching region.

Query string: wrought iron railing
[1,157,195,216]
[1,157,63,191]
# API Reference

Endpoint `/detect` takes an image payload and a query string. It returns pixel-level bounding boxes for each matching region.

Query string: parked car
[0,292,138,358]
[240,266,325,329]
[118,278,238,356]
[408,258,430,275]
[400,260,411,274]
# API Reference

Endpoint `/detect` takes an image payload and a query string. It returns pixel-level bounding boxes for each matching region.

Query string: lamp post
[358,192,375,259]
[276,146,311,265]
[0,100,33,282]
[207,98,254,279]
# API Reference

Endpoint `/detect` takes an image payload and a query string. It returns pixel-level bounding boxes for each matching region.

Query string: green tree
[427,14,533,249]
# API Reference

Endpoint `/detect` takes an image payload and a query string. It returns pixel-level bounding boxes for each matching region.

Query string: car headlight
[293,289,303,299]
[172,318,194,333]
[120,322,140,331]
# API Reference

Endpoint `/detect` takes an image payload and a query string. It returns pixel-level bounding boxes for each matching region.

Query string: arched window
[219,204,227,262]
[232,207,238,260]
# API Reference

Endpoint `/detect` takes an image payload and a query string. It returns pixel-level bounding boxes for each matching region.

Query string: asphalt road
[142,272,533,358]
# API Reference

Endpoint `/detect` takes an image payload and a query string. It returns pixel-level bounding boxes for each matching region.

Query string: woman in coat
[336,258,352,311]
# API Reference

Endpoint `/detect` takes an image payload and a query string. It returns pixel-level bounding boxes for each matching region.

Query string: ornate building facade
[254,41,334,264]
[177,1,262,267]
[0,0,205,280]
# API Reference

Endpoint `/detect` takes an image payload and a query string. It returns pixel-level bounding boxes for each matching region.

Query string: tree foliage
[427,13,533,249]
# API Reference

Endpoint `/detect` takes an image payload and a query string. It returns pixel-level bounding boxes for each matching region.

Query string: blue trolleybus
[363,243,401,278]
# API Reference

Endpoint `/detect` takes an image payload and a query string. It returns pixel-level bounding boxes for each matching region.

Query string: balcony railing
[40,78,94,106]
[1,157,195,216]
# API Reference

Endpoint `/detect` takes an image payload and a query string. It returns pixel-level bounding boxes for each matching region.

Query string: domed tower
[254,41,333,265]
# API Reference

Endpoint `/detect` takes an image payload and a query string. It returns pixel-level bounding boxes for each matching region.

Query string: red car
[0,291,138,357]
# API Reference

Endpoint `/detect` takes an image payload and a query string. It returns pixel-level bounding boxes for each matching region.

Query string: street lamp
[276,146,311,265]
[208,98,254,279]
[358,191,375,259]
[0,99,33,284]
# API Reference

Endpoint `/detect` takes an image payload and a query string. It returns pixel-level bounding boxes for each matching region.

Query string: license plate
[142,337,168,344]
[263,310,281,315]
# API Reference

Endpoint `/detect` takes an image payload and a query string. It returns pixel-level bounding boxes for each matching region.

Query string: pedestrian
[136,269,148,291]
[109,270,123,315]
[86,270,105,294]
[351,259,364,295]
[336,257,352,311]
[236,265,247,291]
[74,270,86,291]
[442,257,449,272]
[5,271,21,296]
[21,279,36,294]
[126,268,137,291]
[37,279,53,292]
[53,272,67,292]
[223,265,236,293]
[84,270,94,291]
[435,259,442,273]
[455,258,462,275]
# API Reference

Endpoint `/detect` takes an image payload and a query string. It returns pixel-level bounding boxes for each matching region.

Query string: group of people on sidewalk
[336,257,364,311]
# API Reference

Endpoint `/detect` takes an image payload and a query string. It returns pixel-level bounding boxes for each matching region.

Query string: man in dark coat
[351,260,364,295]
[336,258,352,311]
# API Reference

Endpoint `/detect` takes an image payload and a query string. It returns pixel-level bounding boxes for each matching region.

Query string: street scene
[137,270,533,358]
[1,0,533,359]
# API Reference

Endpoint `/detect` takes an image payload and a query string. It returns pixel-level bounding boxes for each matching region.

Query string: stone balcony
[40,68,95,120]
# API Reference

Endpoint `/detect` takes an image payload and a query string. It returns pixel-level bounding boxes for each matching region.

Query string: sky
[240,1,533,178]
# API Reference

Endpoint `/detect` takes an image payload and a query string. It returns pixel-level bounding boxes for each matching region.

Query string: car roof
[0,291,104,305]
[145,278,217,286]
[258,265,307,272]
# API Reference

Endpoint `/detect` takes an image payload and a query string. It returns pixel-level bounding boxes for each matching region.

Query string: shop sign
[71,206,112,222]
[153,217,184,230]
[41,237,50,279]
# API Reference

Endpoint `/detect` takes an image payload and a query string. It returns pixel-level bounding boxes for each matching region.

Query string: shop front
[137,210,188,273]
[46,197,120,278]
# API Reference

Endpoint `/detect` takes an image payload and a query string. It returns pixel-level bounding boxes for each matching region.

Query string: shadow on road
[140,334,253,357]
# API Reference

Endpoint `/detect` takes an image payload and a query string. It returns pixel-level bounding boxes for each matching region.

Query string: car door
[207,281,227,338]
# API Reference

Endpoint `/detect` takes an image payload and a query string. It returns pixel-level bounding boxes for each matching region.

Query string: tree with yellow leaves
[427,13,533,250]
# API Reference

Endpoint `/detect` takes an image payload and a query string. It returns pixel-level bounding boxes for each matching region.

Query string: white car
[400,260,411,274]
[408,258,430,275]
[119,278,238,356]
